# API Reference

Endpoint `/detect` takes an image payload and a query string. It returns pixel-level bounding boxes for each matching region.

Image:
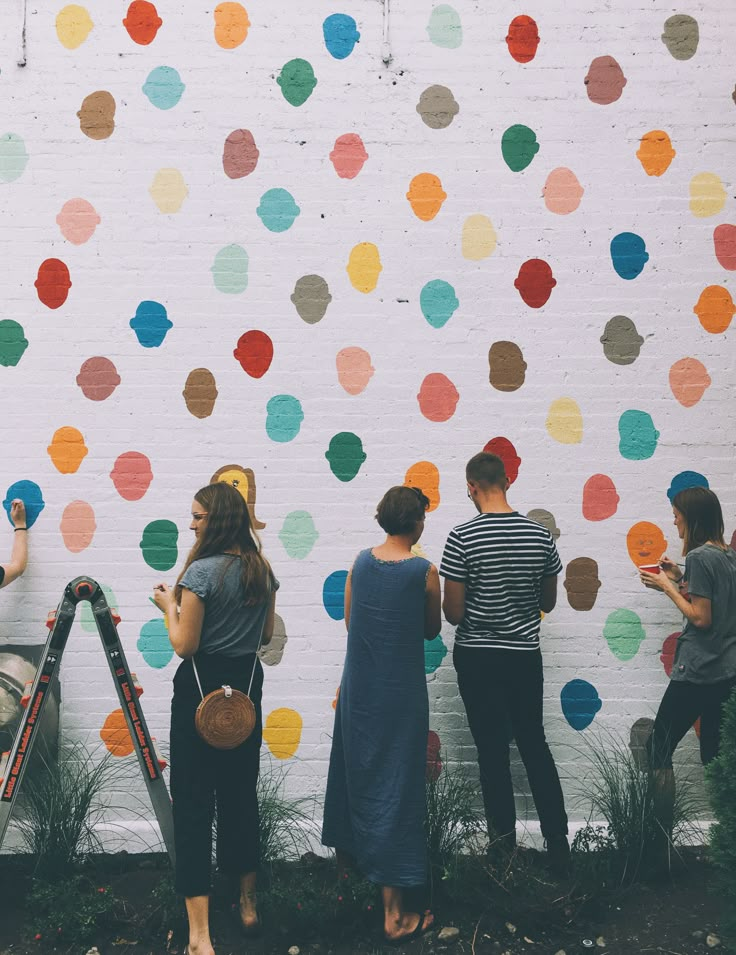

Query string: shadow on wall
[0,645,59,790]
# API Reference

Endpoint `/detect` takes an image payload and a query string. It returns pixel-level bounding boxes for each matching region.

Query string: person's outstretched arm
[0,500,28,589]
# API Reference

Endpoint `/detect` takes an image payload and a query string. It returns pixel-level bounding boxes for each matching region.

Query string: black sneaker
[545,834,571,877]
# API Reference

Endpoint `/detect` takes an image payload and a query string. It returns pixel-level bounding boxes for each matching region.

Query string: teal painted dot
[0,133,29,183]
[424,634,448,674]
[0,320,29,366]
[142,66,185,110]
[139,519,178,571]
[256,188,300,233]
[138,618,174,669]
[603,609,646,661]
[265,395,304,442]
[427,5,462,48]
[211,244,249,294]
[279,510,319,559]
[420,280,459,328]
[618,410,660,460]
[80,584,118,632]
[277,59,317,107]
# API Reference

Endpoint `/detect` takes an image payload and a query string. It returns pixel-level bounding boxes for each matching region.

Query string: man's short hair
[466,452,507,489]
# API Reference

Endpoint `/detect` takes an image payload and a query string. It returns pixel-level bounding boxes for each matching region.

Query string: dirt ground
[0,849,728,955]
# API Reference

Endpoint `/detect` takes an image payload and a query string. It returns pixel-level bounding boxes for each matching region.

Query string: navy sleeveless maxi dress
[322,548,430,887]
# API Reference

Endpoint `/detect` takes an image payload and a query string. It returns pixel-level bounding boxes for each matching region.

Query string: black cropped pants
[648,676,736,769]
[170,653,263,897]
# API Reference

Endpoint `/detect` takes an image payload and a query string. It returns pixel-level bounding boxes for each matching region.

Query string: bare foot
[186,943,215,955]
[239,891,260,933]
[384,909,434,943]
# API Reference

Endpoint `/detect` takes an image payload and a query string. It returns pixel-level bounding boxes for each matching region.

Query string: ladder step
[0,750,9,786]
[130,673,144,697]
[20,681,33,708]
[151,738,167,770]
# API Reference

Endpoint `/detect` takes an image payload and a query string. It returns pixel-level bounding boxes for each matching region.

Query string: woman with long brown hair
[640,486,736,852]
[153,482,277,955]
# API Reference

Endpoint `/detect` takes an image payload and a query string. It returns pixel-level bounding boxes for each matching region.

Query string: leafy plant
[27,874,118,946]
[425,757,485,878]
[257,759,317,867]
[575,728,703,884]
[706,688,736,945]
[14,742,123,878]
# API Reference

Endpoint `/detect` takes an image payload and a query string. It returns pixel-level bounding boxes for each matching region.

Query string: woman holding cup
[639,487,736,846]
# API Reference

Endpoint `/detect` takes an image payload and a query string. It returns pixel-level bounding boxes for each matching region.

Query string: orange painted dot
[100,709,134,757]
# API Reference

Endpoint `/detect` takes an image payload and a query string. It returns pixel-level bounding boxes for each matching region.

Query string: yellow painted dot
[689,172,727,218]
[56,4,94,49]
[462,214,496,260]
[149,168,188,213]
[546,397,583,444]
[263,707,303,759]
[346,242,382,293]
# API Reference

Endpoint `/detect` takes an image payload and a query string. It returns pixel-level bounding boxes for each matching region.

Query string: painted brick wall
[1,0,735,844]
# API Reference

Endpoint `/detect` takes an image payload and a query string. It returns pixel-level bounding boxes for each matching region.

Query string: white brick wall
[1,0,734,844]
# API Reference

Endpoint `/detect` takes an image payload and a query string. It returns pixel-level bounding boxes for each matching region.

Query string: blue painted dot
[266,395,304,442]
[610,232,649,280]
[420,280,459,329]
[137,618,174,669]
[667,470,708,502]
[130,300,172,347]
[323,570,348,620]
[3,480,45,528]
[561,679,602,731]
[256,188,300,233]
[323,14,360,59]
[142,66,185,110]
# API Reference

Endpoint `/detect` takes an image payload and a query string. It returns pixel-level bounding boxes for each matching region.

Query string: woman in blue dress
[322,485,441,945]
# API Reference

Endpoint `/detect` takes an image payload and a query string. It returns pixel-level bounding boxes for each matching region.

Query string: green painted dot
[138,618,174,669]
[501,125,540,172]
[0,320,29,366]
[602,609,646,661]
[0,133,29,183]
[424,634,448,674]
[140,519,179,571]
[277,59,317,107]
[80,584,118,632]
[279,510,319,559]
[325,432,366,482]
[211,244,249,294]
[265,395,304,442]
[427,5,462,48]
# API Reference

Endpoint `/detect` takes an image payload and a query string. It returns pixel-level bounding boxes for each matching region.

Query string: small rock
[437,926,460,943]
[85,949,100,955]
[596,939,606,948]
[554,950,567,955]
[505,922,517,935]
[288,947,301,955]
[706,935,721,949]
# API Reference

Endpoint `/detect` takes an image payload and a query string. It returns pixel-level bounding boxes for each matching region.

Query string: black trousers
[454,645,568,841]
[648,676,736,769]
[170,654,263,897]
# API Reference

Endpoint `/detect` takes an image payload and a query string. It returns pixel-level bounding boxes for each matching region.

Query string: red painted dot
[35,258,71,309]
[233,330,273,378]
[483,436,521,484]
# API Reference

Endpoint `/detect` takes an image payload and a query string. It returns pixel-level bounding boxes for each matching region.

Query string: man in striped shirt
[440,452,569,873]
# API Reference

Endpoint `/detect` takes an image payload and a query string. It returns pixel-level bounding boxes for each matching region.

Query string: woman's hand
[658,554,682,582]
[10,500,27,529]
[639,568,677,594]
[152,583,176,612]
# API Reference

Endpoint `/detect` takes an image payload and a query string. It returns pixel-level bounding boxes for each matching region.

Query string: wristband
[14,527,27,532]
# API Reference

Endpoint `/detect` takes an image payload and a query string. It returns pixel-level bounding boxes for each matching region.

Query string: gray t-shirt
[180,554,278,657]
[671,544,736,684]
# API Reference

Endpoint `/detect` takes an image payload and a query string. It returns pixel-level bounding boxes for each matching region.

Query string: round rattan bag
[195,685,256,750]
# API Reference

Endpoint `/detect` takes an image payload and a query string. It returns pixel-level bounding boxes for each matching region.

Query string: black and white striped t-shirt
[440,511,562,650]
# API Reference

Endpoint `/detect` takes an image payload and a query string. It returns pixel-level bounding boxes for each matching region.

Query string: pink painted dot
[110,451,153,501]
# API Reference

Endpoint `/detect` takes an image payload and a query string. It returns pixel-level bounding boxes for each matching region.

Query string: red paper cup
[639,564,661,574]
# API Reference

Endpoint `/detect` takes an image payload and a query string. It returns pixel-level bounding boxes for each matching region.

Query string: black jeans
[454,645,568,841]
[170,654,263,897]
[648,676,736,769]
